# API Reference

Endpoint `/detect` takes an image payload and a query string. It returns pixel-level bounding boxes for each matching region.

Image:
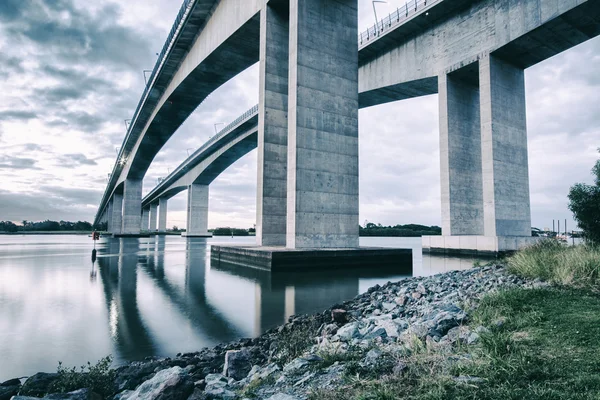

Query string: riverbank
[6,245,599,399]
[0,231,93,235]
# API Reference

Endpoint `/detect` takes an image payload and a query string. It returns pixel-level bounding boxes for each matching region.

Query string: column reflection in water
[96,238,157,362]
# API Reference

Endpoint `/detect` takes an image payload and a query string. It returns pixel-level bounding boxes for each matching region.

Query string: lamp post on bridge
[372,0,387,32]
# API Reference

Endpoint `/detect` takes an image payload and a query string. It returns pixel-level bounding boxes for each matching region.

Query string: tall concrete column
[186,184,209,237]
[141,207,150,231]
[111,193,123,235]
[107,200,114,233]
[286,0,359,249]
[438,67,484,236]
[121,179,142,235]
[479,54,531,237]
[158,198,168,233]
[257,2,289,247]
[149,203,158,232]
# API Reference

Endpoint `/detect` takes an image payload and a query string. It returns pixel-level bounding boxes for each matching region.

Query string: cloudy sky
[0,0,598,231]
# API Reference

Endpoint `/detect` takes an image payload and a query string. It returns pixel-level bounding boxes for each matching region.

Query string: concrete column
[121,179,142,235]
[479,54,531,237]
[158,198,168,233]
[141,207,150,231]
[257,2,289,247]
[111,194,123,235]
[149,203,158,232]
[438,67,484,236]
[186,184,209,236]
[286,0,359,249]
[107,200,114,233]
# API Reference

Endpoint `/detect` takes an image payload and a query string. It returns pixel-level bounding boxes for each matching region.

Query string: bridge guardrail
[358,0,439,46]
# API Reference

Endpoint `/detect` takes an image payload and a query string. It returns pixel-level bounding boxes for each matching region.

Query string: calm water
[0,235,482,380]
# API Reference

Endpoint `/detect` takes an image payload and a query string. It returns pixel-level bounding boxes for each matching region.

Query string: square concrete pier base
[210,246,412,271]
[182,233,213,238]
[113,233,150,238]
[422,235,540,256]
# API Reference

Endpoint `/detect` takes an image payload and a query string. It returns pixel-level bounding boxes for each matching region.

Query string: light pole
[187,148,195,157]
[372,0,387,31]
[214,122,225,135]
[143,70,153,85]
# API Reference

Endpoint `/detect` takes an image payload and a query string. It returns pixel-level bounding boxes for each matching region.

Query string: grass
[309,287,600,400]
[507,239,600,285]
[272,317,322,365]
[46,356,116,399]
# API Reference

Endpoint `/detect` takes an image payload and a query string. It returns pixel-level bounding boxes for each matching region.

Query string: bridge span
[96,0,600,254]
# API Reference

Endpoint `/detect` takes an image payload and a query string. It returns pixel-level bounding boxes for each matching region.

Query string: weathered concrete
[107,199,114,233]
[439,63,484,236]
[121,179,142,236]
[185,184,210,237]
[110,194,123,235]
[256,2,289,247]
[141,207,150,231]
[422,235,540,255]
[211,246,412,271]
[286,0,360,249]
[158,198,168,233]
[149,203,158,232]
[480,54,531,237]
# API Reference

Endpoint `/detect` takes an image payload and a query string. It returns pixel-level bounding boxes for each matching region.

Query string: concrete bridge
[96,0,600,253]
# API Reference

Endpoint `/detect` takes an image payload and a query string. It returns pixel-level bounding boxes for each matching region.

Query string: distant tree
[568,150,600,244]
[0,221,18,233]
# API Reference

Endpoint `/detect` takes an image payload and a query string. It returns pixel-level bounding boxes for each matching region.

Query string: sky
[0,0,598,231]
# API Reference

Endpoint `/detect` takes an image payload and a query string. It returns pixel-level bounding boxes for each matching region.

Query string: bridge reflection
[95,237,413,362]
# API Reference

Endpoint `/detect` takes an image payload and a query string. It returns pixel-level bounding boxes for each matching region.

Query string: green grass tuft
[507,239,600,285]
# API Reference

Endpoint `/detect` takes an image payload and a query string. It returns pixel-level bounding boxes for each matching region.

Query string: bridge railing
[358,0,438,46]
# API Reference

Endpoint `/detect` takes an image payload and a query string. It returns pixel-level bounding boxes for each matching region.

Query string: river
[0,235,484,380]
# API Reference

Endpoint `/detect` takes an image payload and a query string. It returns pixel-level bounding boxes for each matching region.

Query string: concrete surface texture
[256,2,289,247]
[141,207,150,231]
[149,203,158,232]
[158,198,168,232]
[286,0,360,249]
[121,179,142,235]
[110,194,123,235]
[186,184,209,236]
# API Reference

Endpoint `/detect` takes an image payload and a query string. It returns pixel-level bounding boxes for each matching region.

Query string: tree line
[360,223,441,237]
[0,220,94,233]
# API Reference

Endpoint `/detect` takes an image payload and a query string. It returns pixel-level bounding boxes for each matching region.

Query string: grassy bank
[507,239,600,285]
[310,287,600,400]
[310,242,600,400]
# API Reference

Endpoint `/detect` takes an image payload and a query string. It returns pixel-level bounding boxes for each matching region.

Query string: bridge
[95,0,600,254]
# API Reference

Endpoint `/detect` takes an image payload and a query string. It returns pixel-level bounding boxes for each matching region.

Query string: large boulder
[222,349,252,381]
[20,373,59,397]
[0,384,19,400]
[117,367,194,400]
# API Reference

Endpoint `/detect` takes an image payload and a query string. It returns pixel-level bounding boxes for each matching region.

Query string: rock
[0,378,20,387]
[247,363,280,383]
[363,326,387,340]
[331,309,348,324]
[13,389,100,400]
[334,322,359,342]
[185,388,205,400]
[20,372,59,397]
[395,295,408,306]
[381,302,396,311]
[363,349,382,365]
[118,366,194,400]
[223,349,252,381]
[412,292,422,300]
[202,374,235,399]
[265,394,300,400]
[393,361,408,375]
[283,358,310,375]
[0,384,20,400]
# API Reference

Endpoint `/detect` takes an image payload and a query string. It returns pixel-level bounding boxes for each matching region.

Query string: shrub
[48,356,116,398]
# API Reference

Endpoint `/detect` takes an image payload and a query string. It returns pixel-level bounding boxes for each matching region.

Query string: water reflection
[0,235,487,380]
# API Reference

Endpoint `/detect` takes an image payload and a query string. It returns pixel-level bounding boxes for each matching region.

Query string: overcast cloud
[0,0,598,230]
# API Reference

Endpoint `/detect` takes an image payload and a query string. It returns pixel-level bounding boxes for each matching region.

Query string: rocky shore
[5,264,546,400]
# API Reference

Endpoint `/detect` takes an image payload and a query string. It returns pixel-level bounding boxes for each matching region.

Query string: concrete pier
[107,199,114,233]
[158,198,168,233]
[110,194,123,235]
[119,179,143,236]
[286,0,359,249]
[141,207,150,231]
[184,184,211,237]
[256,1,289,247]
[149,203,158,233]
